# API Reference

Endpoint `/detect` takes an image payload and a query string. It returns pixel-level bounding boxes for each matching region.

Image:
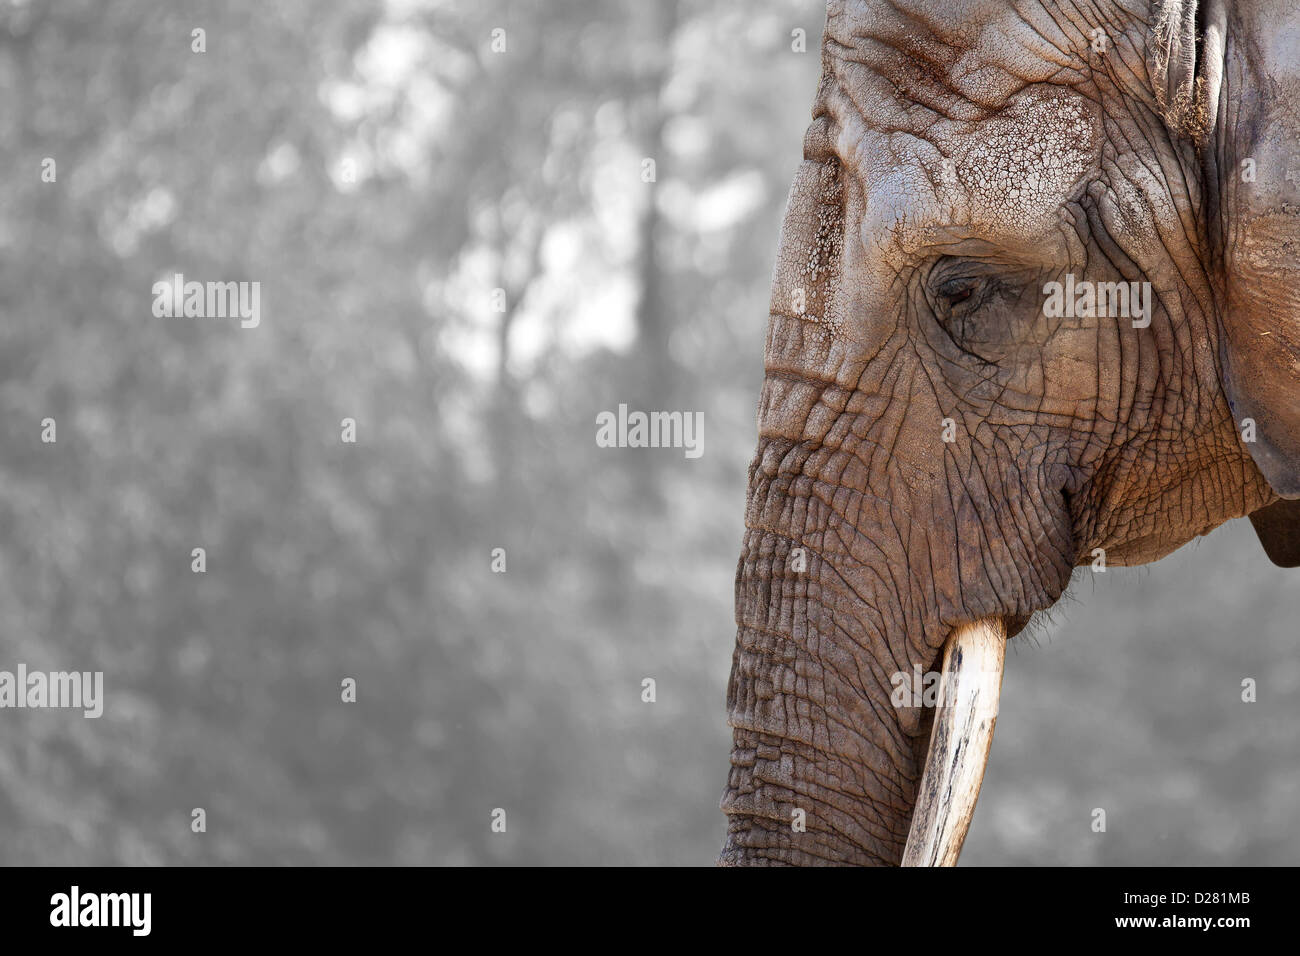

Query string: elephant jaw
[902,617,1007,867]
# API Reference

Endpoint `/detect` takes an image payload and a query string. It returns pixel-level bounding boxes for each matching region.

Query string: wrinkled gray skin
[721,0,1300,866]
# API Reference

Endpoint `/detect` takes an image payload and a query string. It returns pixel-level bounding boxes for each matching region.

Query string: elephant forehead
[850,87,1099,261]
[826,0,1097,106]
[820,0,1104,260]
[826,89,1092,273]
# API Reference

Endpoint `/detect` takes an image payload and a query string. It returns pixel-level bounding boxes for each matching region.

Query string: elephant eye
[925,259,1035,360]
[934,275,985,313]
[926,266,1006,361]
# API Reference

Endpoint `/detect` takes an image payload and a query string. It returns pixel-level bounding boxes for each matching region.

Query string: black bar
[0,866,1284,942]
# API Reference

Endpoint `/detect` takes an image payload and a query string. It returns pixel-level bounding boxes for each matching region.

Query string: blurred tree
[0,0,824,865]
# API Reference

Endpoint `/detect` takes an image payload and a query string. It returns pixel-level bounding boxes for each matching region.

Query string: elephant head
[720,0,1300,866]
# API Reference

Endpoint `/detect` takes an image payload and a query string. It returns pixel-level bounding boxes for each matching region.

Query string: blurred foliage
[0,0,1294,866]
[0,0,821,864]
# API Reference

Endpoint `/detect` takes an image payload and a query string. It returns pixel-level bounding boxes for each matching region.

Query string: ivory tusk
[901,616,1007,867]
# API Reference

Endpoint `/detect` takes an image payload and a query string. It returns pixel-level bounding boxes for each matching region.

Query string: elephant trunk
[719,545,920,864]
[719,437,993,865]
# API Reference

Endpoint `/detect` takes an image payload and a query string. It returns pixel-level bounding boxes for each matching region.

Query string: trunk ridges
[721,522,940,866]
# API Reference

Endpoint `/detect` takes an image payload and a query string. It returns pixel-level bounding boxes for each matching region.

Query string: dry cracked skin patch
[799,157,846,335]
[947,88,1095,231]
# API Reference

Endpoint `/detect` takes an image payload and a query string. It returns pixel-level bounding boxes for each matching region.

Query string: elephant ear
[1149,0,1215,145]
[1199,0,1300,500]
[1152,2,1300,564]
[1250,500,1300,568]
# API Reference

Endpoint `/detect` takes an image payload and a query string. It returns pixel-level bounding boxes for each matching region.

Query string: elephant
[720,0,1300,866]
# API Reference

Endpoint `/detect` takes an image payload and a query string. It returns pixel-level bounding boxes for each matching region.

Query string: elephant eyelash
[932,275,993,321]
[925,270,1010,364]
[936,277,981,308]
[925,259,1035,360]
